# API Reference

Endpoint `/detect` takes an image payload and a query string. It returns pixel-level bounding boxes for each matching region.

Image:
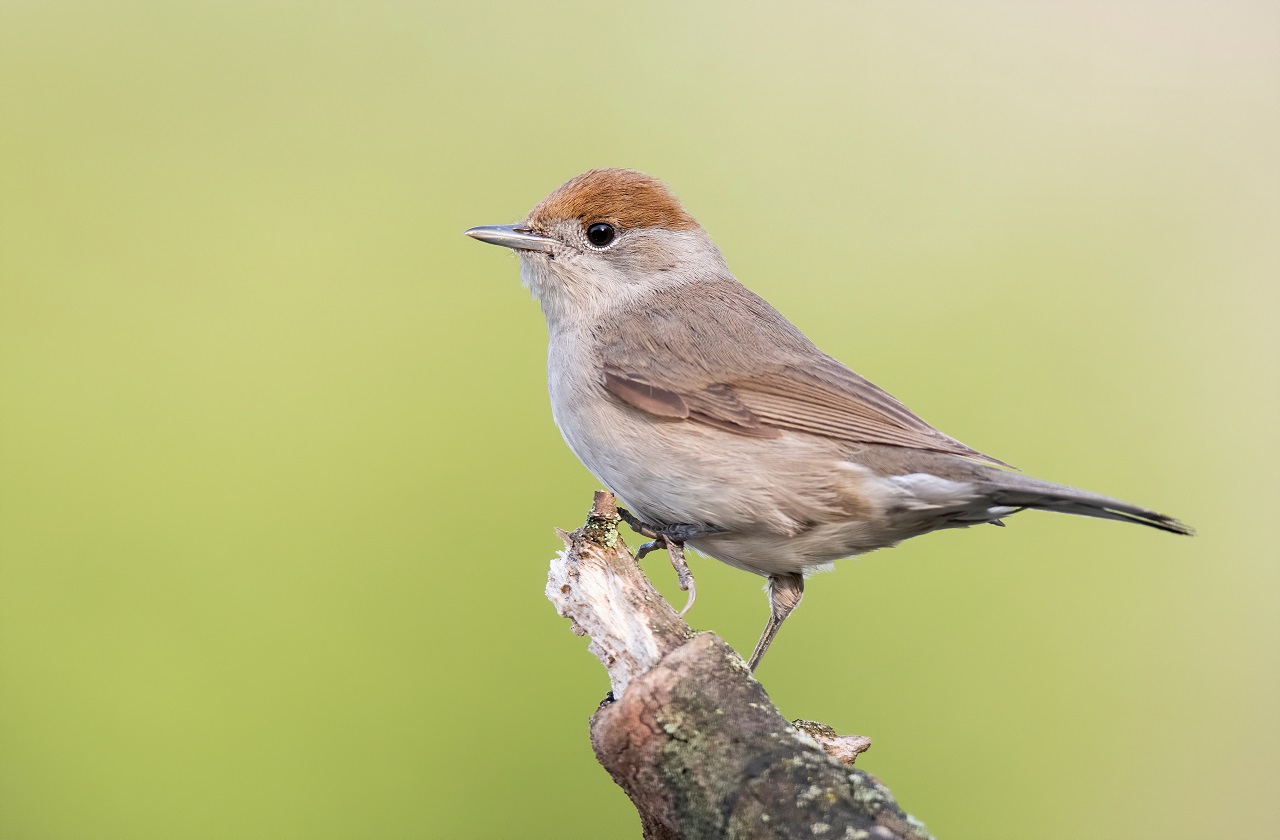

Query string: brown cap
[527,168,700,232]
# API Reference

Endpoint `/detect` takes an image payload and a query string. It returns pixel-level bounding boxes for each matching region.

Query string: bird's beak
[464,224,557,253]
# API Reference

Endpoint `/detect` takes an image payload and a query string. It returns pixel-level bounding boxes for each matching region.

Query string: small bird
[466,168,1192,671]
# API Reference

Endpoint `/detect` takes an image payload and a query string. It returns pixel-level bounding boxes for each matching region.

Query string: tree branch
[546,491,934,840]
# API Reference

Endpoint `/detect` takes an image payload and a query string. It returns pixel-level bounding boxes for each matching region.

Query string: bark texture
[546,492,934,840]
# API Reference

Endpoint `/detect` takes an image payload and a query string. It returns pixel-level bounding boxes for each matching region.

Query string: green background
[2,2,1276,838]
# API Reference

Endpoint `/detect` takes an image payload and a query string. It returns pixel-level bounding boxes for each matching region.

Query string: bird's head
[466,168,727,323]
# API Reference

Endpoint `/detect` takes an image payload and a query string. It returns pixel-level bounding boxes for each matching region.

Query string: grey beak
[464,224,557,253]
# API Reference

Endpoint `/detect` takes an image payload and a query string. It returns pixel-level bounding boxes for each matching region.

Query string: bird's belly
[687,523,892,578]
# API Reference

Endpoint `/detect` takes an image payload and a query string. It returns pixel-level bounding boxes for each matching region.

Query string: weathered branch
[546,491,934,840]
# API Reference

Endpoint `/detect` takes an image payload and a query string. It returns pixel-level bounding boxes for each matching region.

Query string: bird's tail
[974,470,1194,536]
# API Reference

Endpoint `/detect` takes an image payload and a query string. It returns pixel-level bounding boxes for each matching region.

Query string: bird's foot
[646,535,697,617]
[616,508,725,543]
[617,508,723,617]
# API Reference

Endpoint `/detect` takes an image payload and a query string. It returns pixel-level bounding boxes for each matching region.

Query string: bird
[465,168,1192,671]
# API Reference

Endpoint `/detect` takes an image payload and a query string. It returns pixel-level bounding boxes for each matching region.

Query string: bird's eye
[586,222,616,248]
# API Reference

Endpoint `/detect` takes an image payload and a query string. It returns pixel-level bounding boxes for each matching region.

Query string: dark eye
[586,222,616,247]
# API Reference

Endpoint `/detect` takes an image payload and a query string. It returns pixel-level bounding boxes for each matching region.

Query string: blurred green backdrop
[1,2,1277,838]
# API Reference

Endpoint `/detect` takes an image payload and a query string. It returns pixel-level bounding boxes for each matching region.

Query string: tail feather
[856,444,1194,536]
[978,473,1194,536]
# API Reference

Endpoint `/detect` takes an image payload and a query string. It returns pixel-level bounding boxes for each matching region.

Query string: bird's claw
[617,508,703,617]
[649,533,697,617]
[616,507,660,539]
[670,540,697,617]
[617,507,725,542]
[662,521,727,541]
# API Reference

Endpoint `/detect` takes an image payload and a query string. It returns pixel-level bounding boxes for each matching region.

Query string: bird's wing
[597,278,1011,468]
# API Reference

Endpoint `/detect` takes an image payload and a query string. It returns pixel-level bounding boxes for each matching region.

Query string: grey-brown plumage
[466,168,1192,671]
[598,277,1009,463]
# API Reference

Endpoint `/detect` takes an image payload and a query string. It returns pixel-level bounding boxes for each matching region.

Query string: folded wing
[598,277,1010,468]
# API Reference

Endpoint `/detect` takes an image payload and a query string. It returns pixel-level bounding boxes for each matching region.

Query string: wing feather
[595,277,1011,467]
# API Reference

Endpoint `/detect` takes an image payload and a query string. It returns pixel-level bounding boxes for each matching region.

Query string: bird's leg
[746,573,805,672]
[617,507,724,618]
[617,507,724,544]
